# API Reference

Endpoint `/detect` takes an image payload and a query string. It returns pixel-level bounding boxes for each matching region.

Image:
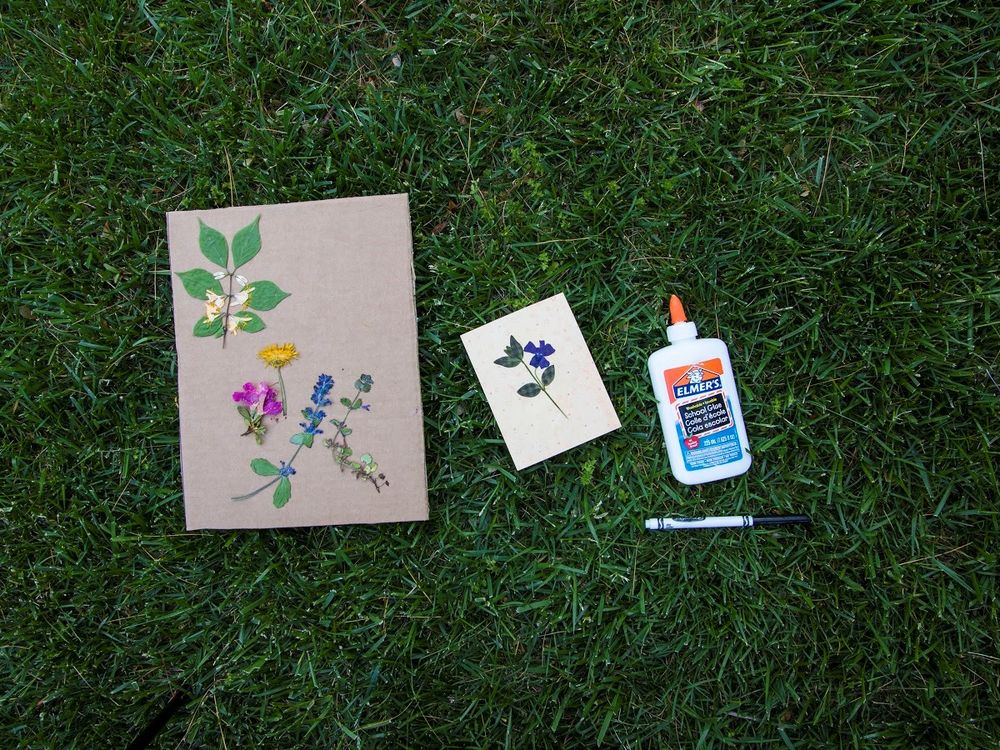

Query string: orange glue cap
[669,294,687,324]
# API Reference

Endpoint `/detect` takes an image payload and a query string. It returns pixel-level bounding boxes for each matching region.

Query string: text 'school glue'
[647,295,752,485]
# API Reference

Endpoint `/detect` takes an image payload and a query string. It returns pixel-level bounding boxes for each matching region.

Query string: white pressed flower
[212,270,227,280]
[204,290,226,323]
[227,313,251,334]
[232,285,255,308]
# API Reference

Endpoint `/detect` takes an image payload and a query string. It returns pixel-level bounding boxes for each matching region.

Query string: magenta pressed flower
[233,381,260,406]
[233,381,283,445]
[233,381,282,415]
[261,388,282,416]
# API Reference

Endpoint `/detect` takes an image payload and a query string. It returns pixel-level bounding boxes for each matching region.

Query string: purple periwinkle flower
[524,340,555,369]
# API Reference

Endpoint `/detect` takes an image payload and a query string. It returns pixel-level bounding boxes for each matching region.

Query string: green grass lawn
[3,1,999,747]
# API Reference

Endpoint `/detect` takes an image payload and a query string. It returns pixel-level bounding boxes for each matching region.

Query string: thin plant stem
[331,388,362,449]
[232,477,278,501]
[277,368,287,417]
[520,359,567,418]
[232,444,304,500]
[221,271,234,349]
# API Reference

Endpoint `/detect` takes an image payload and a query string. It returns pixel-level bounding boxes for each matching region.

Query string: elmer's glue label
[647,295,752,484]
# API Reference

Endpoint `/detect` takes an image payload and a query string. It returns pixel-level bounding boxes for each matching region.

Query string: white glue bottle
[647,295,752,484]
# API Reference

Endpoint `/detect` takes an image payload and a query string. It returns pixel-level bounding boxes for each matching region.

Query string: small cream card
[167,194,428,529]
[461,293,621,469]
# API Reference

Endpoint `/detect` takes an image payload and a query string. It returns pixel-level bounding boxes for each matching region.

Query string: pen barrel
[751,515,811,527]
[646,516,751,530]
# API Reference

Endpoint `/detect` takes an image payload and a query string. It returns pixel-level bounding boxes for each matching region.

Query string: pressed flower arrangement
[175,216,290,346]
[234,367,388,508]
[494,335,567,417]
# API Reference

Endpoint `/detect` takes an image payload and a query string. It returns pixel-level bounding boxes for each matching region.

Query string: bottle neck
[667,321,698,343]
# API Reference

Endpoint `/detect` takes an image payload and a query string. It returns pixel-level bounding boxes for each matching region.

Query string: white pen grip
[647,516,752,530]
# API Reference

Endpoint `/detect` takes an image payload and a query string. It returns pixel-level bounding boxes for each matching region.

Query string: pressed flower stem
[520,359,568,418]
[330,388,362,450]
[232,444,304,500]
[277,368,287,417]
[221,271,234,349]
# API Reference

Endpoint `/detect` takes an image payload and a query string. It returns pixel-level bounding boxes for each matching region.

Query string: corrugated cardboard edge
[164,210,197,530]
[399,193,430,521]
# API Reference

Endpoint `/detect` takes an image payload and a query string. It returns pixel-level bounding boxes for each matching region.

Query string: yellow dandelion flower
[258,343,299,369]
[258,343,299,417]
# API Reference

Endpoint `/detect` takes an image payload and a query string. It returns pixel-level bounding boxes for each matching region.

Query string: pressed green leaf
[198,220,228,268]
[541,365,555,386]
[177,268,223,299]
[245,280,289,311]
[507,336,523,360]
[232,215,261,268]
[340,397,354,408]
[237,405,252,421]
[359,453,373,464]
[273,477,291,508]
[290,432,314,448]
[234,311,265,334]
[251,458,279,476]
[494,356,521,368]
[329,419,342,427]
[193,316,223,337]
[518,383,542,397]
[340,427,352,436]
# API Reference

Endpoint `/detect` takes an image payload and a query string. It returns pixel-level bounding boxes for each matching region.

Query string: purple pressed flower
[524,340,555,369]
[234,381,282,416]
[360,403,371,411]
[233,381,260,406]
[262,386,282,417]
[278,461,296,477]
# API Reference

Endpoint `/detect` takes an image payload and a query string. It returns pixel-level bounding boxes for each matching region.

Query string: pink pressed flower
[262,385,282,417]
[233,382,261,406]
[233,382,282,416]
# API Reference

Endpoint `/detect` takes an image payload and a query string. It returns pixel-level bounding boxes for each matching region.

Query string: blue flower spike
[311,374,334,406]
